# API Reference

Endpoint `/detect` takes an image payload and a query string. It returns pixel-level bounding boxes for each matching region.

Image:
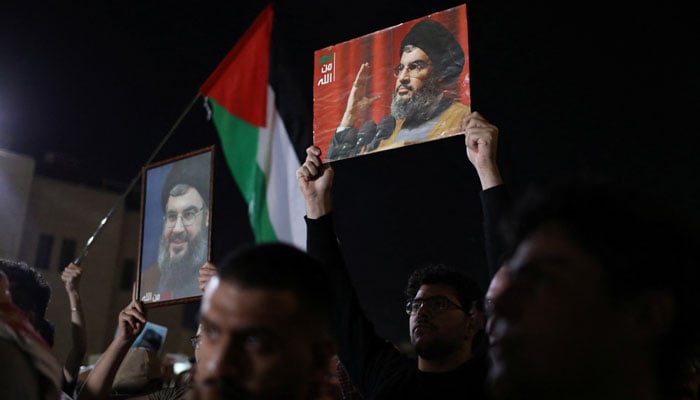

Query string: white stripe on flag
[256,85,307,250]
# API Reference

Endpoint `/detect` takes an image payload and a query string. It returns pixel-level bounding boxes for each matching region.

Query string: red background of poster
[313,4,469,163]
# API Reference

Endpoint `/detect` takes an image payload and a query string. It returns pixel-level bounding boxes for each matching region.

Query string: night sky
[2,1,699,344]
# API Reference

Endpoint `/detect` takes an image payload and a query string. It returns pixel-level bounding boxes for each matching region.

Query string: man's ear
[24,309,36,326]
[464,319,475,341]
[465,303,482,338]
[309,332,337,384]
[471,308,486,332]
[625,291,675,343]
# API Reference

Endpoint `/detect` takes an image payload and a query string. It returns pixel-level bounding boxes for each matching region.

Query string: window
[35,234,54,270]
[59,238,77,271]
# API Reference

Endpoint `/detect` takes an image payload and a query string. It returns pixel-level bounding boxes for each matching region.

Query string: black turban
[161,151,211,211]
[399,19,465,84]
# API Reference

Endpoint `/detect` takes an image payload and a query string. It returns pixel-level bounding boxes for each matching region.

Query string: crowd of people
[1,19,699,398]
[2,108,699,400]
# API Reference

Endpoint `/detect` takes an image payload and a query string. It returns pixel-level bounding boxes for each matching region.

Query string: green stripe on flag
[209,98,277,242]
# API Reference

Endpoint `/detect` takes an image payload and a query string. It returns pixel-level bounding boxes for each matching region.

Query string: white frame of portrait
[136,146,215,308]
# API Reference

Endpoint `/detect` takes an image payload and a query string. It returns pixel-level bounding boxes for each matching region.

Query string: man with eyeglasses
[404,264,485,376]
[327,18,470,159]
[141,155,210,301]
[297,111,507,399]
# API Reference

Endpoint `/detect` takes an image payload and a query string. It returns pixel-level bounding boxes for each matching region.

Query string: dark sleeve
[61,378,76,400]
[306,214,408,396]
[480,184,512,278]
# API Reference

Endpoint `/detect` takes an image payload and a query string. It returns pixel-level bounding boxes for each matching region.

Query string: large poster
[313,4,470,163]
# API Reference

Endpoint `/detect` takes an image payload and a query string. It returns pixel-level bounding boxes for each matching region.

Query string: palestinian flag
[199,4,306,250]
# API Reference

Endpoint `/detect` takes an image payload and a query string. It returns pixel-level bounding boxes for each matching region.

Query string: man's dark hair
[0,259,51,320]
[502,178,700,397]
[217,242,333,325]
[35,318,55,347]
[400,19,465,85]
[405,264,483,311]
[0,259,53,346]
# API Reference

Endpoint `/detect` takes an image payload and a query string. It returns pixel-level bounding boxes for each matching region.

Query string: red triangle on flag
[199,4,272,128]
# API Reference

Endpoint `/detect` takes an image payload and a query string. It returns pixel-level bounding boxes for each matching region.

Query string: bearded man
[296,108,506,400]
[328,18,470,159]
[140,154,210,302]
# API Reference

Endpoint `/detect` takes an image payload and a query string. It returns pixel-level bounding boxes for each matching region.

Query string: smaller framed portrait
[114,321,168,355]
[136,146,214,307]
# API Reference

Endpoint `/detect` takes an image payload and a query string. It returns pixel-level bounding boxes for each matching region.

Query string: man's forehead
[203,280,302,328]
[400,47,430,64]
[165,186,204,210]
[415,283,458,300]
[508,223,603,285]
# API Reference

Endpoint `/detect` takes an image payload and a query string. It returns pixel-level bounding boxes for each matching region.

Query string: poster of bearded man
[137,146,214,306]
[313,4,470,162]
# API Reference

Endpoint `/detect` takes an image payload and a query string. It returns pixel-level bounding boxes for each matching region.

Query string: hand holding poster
[313,4,470,162]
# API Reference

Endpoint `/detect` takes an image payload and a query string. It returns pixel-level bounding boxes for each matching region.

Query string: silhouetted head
[489,178,700,400]
[194,242,335,399]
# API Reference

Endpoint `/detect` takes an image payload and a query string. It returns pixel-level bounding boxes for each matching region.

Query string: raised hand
[340,62,381,128]
[61,263,82,295]
[198,262,217,292]
[61,263,88,391]
[464,111,503,190]
[116,285,147,343]
[80,286,148,399]
[296,146,334,219]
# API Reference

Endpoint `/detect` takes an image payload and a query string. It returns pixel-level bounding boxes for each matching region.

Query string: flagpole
[73,92,203,266]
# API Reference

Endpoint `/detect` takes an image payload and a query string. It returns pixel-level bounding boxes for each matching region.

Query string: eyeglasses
[393,60,431,78]
[190,335,201,349]
[405,296,467,315]
[164,207,205,228]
